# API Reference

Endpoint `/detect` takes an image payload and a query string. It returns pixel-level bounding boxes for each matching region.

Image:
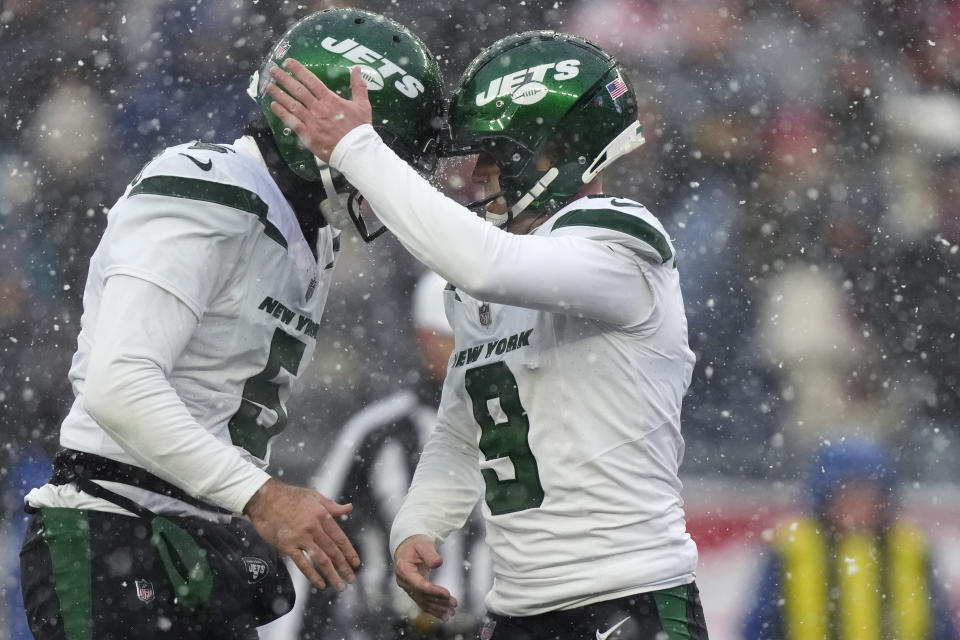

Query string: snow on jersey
[59,138,338,479]
[437,196,698,616]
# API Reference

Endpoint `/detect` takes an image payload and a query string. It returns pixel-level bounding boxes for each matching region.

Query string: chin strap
[466,191,506,223]
[507,167,560,221]
[581,122,645,184]
[484,211,509,226]
[316,158,387,242]
[316,160,352,231]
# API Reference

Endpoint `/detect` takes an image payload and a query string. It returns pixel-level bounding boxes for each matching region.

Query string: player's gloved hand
[265,60,372,163]
[244,478,360,591]
[394,534,458,620]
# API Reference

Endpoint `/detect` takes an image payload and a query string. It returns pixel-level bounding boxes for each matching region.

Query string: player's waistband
[49,448,231,516]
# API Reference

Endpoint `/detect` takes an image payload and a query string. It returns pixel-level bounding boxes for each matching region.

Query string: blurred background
[1,0,958,637]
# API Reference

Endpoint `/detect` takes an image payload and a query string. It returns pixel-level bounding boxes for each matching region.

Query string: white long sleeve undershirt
[388,404,485,555]
[80,274,270,514]
[330,124,653,327]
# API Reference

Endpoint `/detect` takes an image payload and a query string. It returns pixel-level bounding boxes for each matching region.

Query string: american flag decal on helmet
[606,76,628,100]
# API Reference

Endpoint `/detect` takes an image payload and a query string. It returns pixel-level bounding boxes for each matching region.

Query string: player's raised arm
[266,60,659,327]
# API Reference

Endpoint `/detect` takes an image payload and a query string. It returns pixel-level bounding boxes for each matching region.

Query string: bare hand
[394,534,458,620]
[265,59,372,163]
[244,478,360,591]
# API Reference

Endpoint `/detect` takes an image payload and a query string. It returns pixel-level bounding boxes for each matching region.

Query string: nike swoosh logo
[596,616,631,640]
[609,198,641,209]
[179,153,212,171]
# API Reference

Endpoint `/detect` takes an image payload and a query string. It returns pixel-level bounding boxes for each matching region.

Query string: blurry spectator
[757,265,874,449]
[28,80,109,178]
[263,271,490,640]
[743,438,959,639]
[112,0,262,152]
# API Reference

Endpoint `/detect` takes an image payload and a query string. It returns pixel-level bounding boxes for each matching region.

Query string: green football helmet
[445,31,644,226]
[247,8,444,240]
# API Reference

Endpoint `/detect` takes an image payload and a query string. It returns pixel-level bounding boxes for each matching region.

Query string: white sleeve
[82,274,270,513]
[389,402,484,555]
[331,125,653,326]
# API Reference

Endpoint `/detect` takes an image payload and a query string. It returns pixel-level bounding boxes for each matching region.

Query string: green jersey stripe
[552,208,672,264]
[42,508,94,640]
[129,175,287,250]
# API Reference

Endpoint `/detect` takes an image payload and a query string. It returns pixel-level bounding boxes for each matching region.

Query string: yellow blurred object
[776,517,930,640]
[411,611,442,634]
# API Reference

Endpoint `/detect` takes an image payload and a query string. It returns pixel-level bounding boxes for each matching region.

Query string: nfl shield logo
[479,619,497,640]
[478,303,492,326]
[135,579,155,603]
[305,276,318,302]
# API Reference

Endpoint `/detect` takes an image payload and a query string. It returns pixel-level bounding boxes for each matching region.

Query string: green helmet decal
[446,31,644,220]
[248,8,444,182]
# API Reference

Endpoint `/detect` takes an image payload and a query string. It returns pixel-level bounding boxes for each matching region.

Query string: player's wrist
[393,533,433,563]
[243,476,279,519]
[329,123,376,171]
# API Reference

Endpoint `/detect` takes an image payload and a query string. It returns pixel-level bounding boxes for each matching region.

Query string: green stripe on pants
[654,584,692,639]
[42,508,93,640]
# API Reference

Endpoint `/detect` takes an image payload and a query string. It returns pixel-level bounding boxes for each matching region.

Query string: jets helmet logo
[356,65,385,90]
[512,82,548,105]
[320,37,424,97]
[475,59,581,106]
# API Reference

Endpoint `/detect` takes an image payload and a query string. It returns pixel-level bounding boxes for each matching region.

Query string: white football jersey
[434,196,698,615]
[55,137,338,503]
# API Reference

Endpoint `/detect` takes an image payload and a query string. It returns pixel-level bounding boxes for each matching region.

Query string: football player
[266,31,708,640]
[19,9,444,639]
